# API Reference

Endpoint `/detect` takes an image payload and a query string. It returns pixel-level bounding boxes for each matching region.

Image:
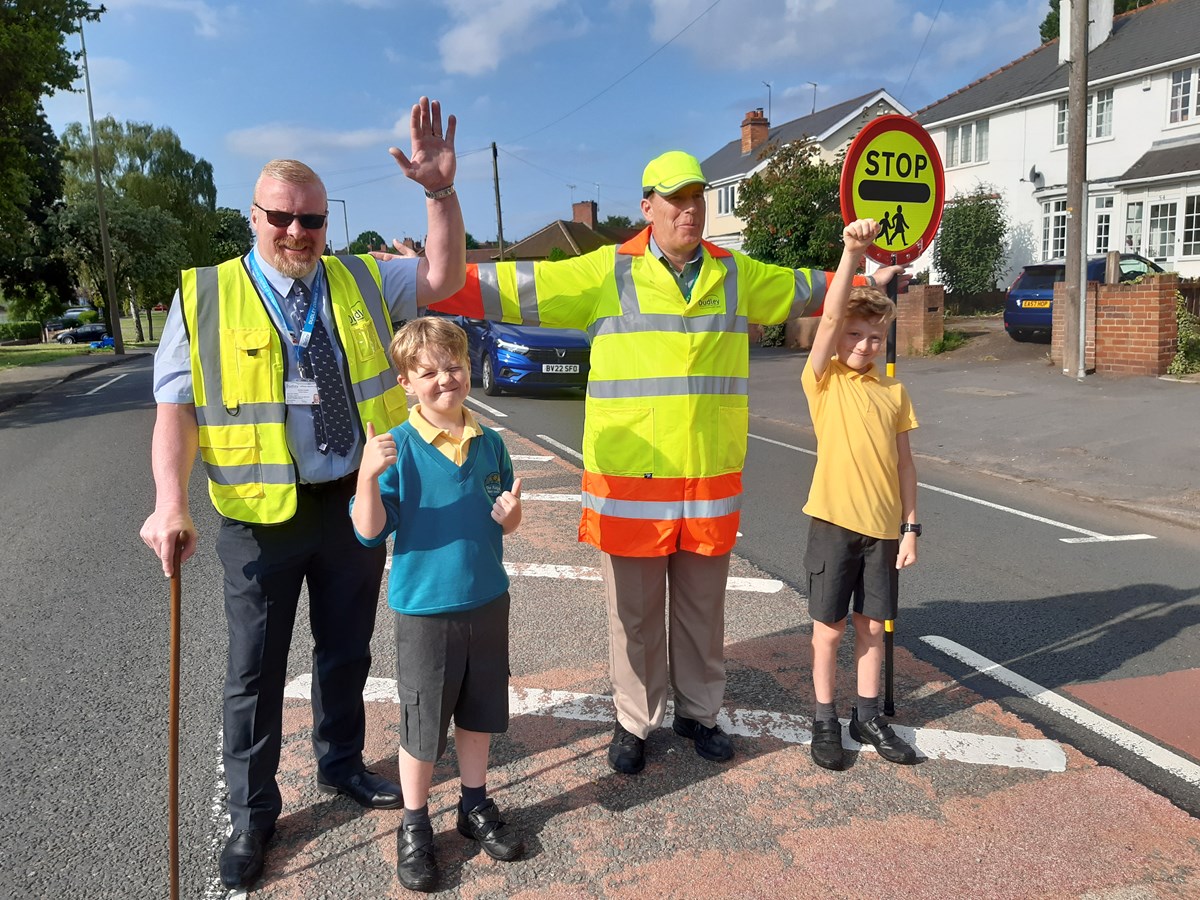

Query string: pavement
[6,336,1200,897]
[5,323,1197,530]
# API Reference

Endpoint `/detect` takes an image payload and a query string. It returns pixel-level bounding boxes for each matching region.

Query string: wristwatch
[900,523,922,536]
[424,183,456,200]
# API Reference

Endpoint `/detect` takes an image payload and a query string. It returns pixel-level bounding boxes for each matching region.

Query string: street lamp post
[80,11,124,355]
[808,81,818,115]
[328,198,351,253]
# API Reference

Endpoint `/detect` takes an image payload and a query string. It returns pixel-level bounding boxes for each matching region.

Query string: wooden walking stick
[168,536,183,900]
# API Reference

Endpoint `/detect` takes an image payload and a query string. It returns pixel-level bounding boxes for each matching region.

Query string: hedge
[0,322,43,341]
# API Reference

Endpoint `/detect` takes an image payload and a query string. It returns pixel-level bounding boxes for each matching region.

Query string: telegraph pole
[1063,0,1088,377]
[492,142,506,261]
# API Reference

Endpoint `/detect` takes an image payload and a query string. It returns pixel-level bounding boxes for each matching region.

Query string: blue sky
[43,0,1050,250]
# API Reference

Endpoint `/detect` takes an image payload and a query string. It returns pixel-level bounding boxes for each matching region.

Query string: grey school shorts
[805,518,899,624]
[393,592,511,763]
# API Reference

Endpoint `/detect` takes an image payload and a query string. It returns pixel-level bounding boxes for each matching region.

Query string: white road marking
[748,432,1155,543]
[511,454,553,461]
[73,372,129,395]
[921,635,1200,787]
[465,395,507,417]
[202,728,241,899]
[283,677,1065,772]
[535,434,584,461]
[525,492,582,502]
[503,562,782,592]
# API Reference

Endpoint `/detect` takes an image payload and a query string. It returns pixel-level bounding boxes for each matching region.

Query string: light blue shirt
[153,250,418,484]
[648,235,704,300]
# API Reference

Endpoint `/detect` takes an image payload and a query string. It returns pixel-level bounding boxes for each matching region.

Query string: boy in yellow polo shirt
[801,218,920,771]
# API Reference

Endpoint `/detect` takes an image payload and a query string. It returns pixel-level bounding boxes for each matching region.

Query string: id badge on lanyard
[247,250,325,406]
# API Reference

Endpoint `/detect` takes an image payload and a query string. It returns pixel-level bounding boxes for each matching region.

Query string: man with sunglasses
[140,97,464,891]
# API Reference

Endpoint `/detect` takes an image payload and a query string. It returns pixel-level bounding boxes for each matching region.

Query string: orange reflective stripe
[579,509,739,557]
[582,470,742,502]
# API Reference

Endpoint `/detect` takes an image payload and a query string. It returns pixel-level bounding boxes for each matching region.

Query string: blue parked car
[451,316,591,396]
[1004,253,1162,342]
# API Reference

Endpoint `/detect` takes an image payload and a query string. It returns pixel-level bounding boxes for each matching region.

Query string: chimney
[572,200,598,230]
[741,107,769,155]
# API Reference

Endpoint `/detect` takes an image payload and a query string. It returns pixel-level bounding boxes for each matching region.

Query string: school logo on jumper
[484,472,504,500]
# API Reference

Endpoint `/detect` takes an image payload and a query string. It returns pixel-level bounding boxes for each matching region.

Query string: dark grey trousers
[215,475,386,832]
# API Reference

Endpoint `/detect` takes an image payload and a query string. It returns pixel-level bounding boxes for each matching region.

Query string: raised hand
[843,218,880,255]
[490,476,523,534]
[388,96,456,194]
[360,421,398,480]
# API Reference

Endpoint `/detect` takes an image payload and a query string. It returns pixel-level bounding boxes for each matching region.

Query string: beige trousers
[602,550,731,739]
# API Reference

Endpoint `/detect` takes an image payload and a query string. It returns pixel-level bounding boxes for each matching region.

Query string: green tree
[349,229,388,254]
[465,231,480,250]
[931,185,1010,295]
[737,139,844,272]
[59,117,219,266]
[55,192,186,341]
[209,206,252,263]
[0,1,93,312]
[1039,0,1149,43]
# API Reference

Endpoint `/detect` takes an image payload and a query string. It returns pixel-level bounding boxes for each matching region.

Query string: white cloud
[103,0,230,38]
[225,119,408,161]
[437,0,585,76]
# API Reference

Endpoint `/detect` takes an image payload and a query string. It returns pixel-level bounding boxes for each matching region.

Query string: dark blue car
[1004,253,1162,342]
[452,316,591,396]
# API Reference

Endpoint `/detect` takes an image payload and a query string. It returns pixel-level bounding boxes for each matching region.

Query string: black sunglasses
[253,203,327,230]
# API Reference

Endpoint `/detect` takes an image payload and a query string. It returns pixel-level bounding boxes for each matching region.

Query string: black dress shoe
[672,715,734,762]
[457,798,524,861]
[396,822,438,892]
[219,827,271,889]
[607,722,646,774]
[849,712,918,765]
[316,768,404,809]
[810,718,845,771]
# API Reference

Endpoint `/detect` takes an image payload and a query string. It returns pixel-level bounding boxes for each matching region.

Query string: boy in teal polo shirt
[351,316,524,892]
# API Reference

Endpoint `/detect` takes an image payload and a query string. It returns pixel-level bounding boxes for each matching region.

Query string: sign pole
[884,252,897,716]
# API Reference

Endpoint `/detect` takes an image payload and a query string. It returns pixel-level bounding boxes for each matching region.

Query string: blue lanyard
[246,249,325,367]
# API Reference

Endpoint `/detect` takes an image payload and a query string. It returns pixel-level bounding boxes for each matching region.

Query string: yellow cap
[641,150,707,195]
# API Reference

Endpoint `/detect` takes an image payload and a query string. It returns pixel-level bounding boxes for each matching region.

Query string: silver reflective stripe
[587,375,748,399]
[193,266,224,409]
[207,462,296,486]
[581,492,742,520]
[350,370,393,404]
[515,261,539,326]
[719,256,738,311]
[592,311,746,337]
[791,269,827,319]
[613,253,638,315]
[477,266,505,320]
[196,404,287,428]
[337,256,391,350]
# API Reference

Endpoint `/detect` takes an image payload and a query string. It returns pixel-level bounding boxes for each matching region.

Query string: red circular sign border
[840,114,945,266]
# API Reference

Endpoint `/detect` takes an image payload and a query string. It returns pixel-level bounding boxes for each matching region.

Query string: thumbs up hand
[360,421,398,480]
[490,476,523,534]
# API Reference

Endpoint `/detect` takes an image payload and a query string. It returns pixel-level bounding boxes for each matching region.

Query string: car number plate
[542,364,579,373]
[1022,300,1051,308]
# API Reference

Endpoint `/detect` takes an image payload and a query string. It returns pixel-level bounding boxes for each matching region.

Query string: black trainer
[607,722,646,774]
[849,712,918,765]
[672,715,734,762]
[396,822,438,892]
[810,718,845,771]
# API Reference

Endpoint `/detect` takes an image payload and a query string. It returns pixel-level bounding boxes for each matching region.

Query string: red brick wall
[897,284,944,356]
[1053,275,1178,376]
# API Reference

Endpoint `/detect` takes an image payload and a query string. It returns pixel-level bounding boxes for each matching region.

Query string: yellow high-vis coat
[182,254,407,524]
[435,227,849,557]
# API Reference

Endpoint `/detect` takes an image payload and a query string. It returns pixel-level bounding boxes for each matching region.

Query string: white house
[701,89,910,250]
[915,0,1200,282]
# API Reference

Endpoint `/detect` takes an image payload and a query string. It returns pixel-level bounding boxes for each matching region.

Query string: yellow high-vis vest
[181,254,407,524]
[435,227,839,557]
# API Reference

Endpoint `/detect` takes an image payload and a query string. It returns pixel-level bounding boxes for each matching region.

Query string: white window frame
[1093,195,1114,254]
[716,183,738,216]
[1184,194,1200,257]
[1042,199,1068,259]
[944,118,988,168]
[1148,201,1177,261]
[1055,89,1113,146]
[1169,67,1197,124]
